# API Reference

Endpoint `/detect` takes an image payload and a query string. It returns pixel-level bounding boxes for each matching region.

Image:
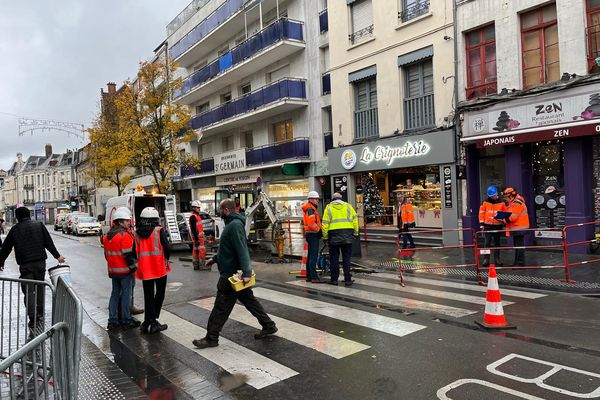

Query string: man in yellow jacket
[322,192,359,286]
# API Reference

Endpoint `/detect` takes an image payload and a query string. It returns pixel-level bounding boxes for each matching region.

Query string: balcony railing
[404,93,435,131]
[319,9,328,33]
[175,18,304,99]
[23,184,34,190]
[180,138,309,177]
[190,78,307,130]
[321,72,331,95]
[354,107,379,140]
[466,82,497,100]
[169,0,246,60]
[324,131,334,153]
[399,0,430,23]
[349,25,374,44]
[587,24,600,72]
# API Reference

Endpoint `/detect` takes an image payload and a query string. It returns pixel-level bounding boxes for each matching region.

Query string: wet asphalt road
[8,229,600,399]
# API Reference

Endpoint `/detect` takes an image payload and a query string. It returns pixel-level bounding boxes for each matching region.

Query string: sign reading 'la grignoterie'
[214,149,246,175]
[359,141,431,166]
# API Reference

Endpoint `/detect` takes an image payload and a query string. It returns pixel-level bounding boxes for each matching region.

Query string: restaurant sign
[214,149,246,175]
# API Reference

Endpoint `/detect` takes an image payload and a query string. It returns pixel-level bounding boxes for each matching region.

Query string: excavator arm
[244,191,280,237]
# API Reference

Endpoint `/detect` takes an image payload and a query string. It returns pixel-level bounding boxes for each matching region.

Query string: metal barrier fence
[251,218,304,256]
[0,276,82,399]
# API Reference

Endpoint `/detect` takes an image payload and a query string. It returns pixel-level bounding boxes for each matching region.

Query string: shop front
[327,129,459,244]
[462,84,600,247]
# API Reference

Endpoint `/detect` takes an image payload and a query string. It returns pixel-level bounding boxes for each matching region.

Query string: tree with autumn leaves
[89,58,198,194]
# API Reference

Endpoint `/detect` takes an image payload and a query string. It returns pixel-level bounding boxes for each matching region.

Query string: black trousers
[483,227,502,263]
[19,261,46,329]
[142,276,167,324]
[206,277,275,342]
[329,243,353,283]
[512,232,526,265]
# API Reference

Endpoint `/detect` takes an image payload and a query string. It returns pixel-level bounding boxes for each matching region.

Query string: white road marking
[351,277,512,306]
[487,353,600,398]
[375,273,547,299]
[287,281,476,318]
[437,379,546,400]
[253,287,425,337]
[159,311,298,389]
[190,298,370,359]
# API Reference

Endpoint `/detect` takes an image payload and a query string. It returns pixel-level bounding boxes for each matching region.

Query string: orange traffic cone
[475,264,516,330]
[296,241,308,278]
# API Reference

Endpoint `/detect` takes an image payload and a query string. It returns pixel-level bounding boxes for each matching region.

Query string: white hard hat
[191,200,202,208]
[140,207,160,219]
[112,207,132,222]
[307,191,320,199]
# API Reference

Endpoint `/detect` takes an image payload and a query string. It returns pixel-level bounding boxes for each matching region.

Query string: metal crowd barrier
[0,276,82,399]
[562,221,600,283]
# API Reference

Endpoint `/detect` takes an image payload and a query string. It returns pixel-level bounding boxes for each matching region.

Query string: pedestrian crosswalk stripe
[159,311,298,389]
[351,277,513,306]
[287,281,476,318]
[190,298,371,359]
[253,288,426,337]
[374,273,547,299]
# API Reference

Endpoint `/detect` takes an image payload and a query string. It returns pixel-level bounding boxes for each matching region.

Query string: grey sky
[0,0,191,169]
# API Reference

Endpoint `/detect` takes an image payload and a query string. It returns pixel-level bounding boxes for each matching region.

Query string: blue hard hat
[487,185,498,197]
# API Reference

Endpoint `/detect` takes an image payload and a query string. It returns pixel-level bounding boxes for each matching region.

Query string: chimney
[107,82,116,94]
[45,144,53,158]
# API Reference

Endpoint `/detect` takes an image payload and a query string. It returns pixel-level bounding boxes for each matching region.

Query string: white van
[103,192,188,245]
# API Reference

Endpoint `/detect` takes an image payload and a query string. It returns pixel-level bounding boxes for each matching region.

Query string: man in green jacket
[193,198,277,349]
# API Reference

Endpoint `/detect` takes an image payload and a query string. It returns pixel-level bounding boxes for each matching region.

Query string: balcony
[354,107,379,140]
[175,18,305,105]
[190,78,307,135]
[404,93,435,131]
[169,0,280,68]
[319,9,328,33]
[181,138,309,178]
[321,73,331,95]
[349,25,374,45]
[324,131,334,153]
[466,82,497,100]
[23,199,34,205]
[399,0,430,23]
[23,184,34,190]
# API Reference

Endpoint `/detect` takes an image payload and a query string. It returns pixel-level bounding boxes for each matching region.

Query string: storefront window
[479,146,505,198]
[194,188,216,215]
[266,180,308,218]
[533,141,565,228]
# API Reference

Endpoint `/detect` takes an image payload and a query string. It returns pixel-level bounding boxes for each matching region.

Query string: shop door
[532,141,565,228]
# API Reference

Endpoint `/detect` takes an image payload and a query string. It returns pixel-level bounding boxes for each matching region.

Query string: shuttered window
[354,78,377,110]
[405,59,433,98]
[268,65,290,83]
[349,0,373,43]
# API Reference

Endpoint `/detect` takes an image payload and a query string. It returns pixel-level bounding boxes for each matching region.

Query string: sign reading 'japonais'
[214,149,246,175]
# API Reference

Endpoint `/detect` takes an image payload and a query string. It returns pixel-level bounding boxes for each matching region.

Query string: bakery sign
[329,129,455,174]
[214,149,246,175]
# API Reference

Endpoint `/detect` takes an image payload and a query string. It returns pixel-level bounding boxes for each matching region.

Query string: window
[267,65,289,83]
[239,83,251,96]
[521,4,559,88]
[217,46,229,57]
[195,102,209,115]
[273,120,293,143]
[349,0,373,44]
[399,0,430,23]
[222,135,234,151]
[587,0,600,72]
[220,92,232,104]
[353,77,378,139]
[404,59,435,129]
[199,142,212,159]
[242,131,253,148]
[466,24,497,99]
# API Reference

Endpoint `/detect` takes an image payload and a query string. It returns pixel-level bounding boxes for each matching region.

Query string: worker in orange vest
[135,207,172,334]
[189,200,208,270]
[103,207,141,331]
[479,185,508,267]
[302,191,324,283]
[397,196,416,249]
[504,187,529,266]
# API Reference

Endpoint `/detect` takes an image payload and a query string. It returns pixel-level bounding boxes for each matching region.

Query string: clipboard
[493,211,511,221]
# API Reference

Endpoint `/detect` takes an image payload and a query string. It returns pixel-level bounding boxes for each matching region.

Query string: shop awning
[398,46,433,66]
[346,0,358,4]
[348,65,377,83]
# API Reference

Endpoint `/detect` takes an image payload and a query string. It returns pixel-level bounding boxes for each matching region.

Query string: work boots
[193,261,200,270]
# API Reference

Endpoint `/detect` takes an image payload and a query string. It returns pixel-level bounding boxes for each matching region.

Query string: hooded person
[135,207,171,334]
[0,206,65,333]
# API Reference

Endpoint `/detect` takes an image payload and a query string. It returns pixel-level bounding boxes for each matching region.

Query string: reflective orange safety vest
[507,194,529,230]
[135,227,169,280]
[302,202,321,233]
[400,204,415,224]
[190,212,205,239]
[479,200,507,226]
[103,229,134,276]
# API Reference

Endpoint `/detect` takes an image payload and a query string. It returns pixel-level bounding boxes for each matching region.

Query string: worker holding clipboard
[478,186,509,267]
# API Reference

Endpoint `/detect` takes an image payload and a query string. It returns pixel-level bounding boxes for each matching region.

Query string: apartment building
[456,0,600,245]
[325,0,460,244]
[167,0,329,216]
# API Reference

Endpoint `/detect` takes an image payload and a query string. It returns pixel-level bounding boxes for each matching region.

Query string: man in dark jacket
[192,199,277,349]
[0,207,65,331]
